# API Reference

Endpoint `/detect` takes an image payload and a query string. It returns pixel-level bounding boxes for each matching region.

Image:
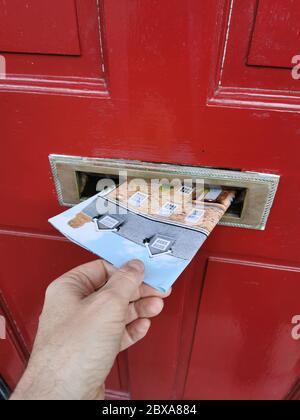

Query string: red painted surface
[0,0,80,55]
[0,297,27,390]
[184,259,300,400]
[0,0,105,83]
[248,0,300,68]
[0,0,299,400]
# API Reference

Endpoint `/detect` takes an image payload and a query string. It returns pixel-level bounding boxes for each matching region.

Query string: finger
[101,261,117,278]
[126,297,164,324]
[103,260,144,301]
[97,263,171,301]
[52,260,112,300]
[130,284,172,302]
[120,318,151,351]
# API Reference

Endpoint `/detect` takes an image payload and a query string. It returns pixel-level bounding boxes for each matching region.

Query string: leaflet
[49,181,235,292]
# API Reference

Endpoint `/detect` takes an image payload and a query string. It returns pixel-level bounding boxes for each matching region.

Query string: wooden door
[0,0,299,400]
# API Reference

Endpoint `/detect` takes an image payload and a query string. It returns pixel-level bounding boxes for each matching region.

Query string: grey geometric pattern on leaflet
[82,196,206,260]
[116,213,206,260]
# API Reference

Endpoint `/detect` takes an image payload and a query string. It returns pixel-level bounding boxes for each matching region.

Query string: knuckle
[46,279,59,294]
[97,288,125,306]
[45,278,64,299]
[107,289,126,306]
[118,267,141,284]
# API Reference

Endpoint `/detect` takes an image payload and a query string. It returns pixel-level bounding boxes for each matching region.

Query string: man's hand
[11,259,171,400]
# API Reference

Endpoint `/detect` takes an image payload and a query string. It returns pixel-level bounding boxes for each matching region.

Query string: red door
[0,0,300,400]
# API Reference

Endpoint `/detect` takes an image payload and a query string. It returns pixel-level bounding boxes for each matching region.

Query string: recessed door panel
[209,0,300,110]
[0,301,26,392]
[0,0,106,92]
[184,258,300,400]
[248,0,300,69]
[0,0,80,55]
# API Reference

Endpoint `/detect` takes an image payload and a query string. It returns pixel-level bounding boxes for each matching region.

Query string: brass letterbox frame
[49,154,280,230]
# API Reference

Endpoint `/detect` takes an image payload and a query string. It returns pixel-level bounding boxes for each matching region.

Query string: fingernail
[127,259,144,273]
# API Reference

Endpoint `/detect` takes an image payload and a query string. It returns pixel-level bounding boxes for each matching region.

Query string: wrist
[11,364,66,400]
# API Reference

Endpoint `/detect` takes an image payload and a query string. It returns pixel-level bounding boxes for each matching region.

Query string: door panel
[0,0,106,89]
[209,0,300,109]
[0,0,299,400]
[184,258,300,400]
[0,334,24,395]
[0,0,80,55]
[0,299,26,392]
[248,0,300,68]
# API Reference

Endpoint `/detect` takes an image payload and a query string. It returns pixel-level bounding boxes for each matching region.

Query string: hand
[11,259,171,400]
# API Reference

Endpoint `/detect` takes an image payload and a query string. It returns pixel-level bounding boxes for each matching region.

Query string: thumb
[47,260,112,303]
[103,260,144,301]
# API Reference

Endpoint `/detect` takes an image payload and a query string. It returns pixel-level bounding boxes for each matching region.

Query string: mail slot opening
[220,187,246,218]
[77,171,120,198]
[76,171,247,220]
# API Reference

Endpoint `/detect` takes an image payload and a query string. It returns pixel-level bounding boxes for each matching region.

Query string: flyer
[49,179,235,292]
